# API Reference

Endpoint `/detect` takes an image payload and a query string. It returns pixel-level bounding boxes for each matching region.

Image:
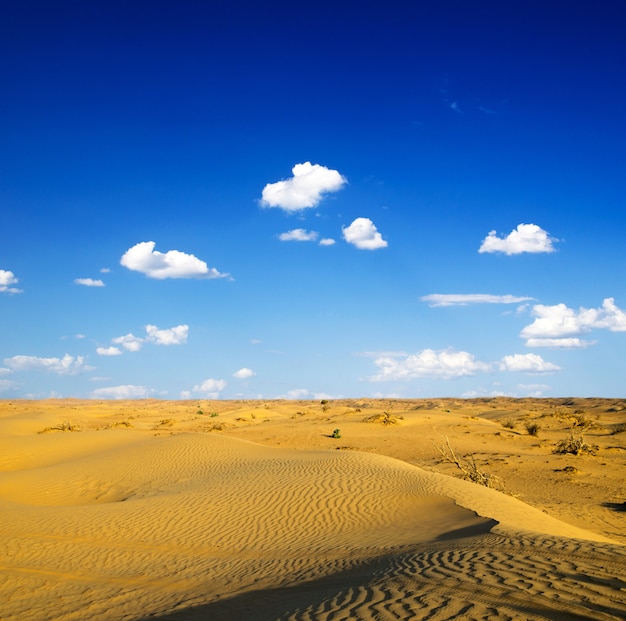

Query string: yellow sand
[1,398,625,620]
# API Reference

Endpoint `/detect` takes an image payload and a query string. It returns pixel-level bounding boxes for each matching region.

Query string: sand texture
[1,398,625,620]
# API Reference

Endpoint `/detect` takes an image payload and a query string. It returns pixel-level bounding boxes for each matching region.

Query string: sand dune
[1,398,625,620]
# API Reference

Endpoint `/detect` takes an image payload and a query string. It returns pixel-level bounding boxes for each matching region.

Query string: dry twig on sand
[435,435,501,490]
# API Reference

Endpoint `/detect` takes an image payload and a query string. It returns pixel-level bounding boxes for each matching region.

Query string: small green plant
[210,411,219,417]
[525,422,541,436]
[331,428,341,439]
[197,409,204,416]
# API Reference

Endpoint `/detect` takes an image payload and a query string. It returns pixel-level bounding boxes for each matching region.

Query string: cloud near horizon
[184,378,227,399]
[520,297,626,346]
[121,241,229,280]
[90,385,157,399]
[479,223,557,255]
[4,354,92,375]
[260,162,347,211]
[368,349,490,381]
[343,217,388,250]
[421,293,534,307]
[0,270,23,294]
[499,353,560,374]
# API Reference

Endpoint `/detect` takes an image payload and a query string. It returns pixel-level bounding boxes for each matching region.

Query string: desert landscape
[1,397,625,620]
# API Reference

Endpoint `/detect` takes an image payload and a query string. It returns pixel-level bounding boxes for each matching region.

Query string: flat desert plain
[1,398,625,620]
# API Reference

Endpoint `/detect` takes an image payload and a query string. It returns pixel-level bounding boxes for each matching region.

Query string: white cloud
[233,368,255,379]
[96,346,123,356]
[100,268,111,273]
[517,384,551,397]
[4,354,92,375]
[74,278,105,287]
[279,229,319,242]
[90,385,156,399]
[120,241,229,280]
[0,270,23,294]
[110,324,189,352]
[342,217,388,250]
[319,238,336,246]
[479,223,557,255]
[520,298,626,345]
[369,348,490,381]
[0,378,17,392]
[500,353,560,374]
[112,333,144,352]
[260,162,347,211]
[421,293,534,307]
[145,324,188,345]
[191,378,226,398]
[0,367,12,376]
[525,338,595,349]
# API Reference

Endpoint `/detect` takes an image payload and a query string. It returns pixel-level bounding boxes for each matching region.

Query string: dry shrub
[435,436,502,490]
[362,411,402,426]
[553,433,599,456]
[39,421,82,434]
[524,422,541,436]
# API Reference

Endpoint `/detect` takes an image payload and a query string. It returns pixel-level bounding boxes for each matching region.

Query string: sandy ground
[1,397,625,620]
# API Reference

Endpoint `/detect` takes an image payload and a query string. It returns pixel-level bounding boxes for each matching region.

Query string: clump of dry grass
[501,419,516,430]
[553,433,599,456]
[38,421,82,434]
[435,436,501,490]
[362,411,402,426]
[524,421,541,436]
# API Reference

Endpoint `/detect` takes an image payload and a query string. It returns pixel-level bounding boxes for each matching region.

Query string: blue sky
[1,1,625,399]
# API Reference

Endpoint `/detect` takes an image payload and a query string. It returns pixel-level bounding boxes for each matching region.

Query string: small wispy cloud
[74,278,105,287]
[96,346,123,356]
[108,324,189,353]
[233,368,255,379]
[421,293,534,307]
[260,162,347,212]
[319,238,336,246]
[90,385,158,399]
[342,217,388,250]
[0,270,23,294]
[279,229,319,242]
[479,223,557,255]
[121,241,229,280]
[4,354,93,375]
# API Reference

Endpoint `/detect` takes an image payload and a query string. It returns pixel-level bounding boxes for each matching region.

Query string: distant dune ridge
[1,398,625,620]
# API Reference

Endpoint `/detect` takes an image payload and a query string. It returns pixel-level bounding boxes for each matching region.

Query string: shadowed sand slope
[1,399,626,620]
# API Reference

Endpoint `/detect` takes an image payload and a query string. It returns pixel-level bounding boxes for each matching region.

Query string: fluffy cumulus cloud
[90,385,157,399]
[342,217,388,250]
[499,353,560,374]
[261,162,347,211]
[121,241,228,280]
[74,278,105,287]
[233,368,255,379]
[110,324,189,353]
[421,293,534,307]
[4,354,92,375]
[189,378,226,398]
[145,324,188,345]
[479,223,557,255]
[520,298,626,346]
[96,346,122,356]
[279,229,319,242]
[0,270,23,294]
[369,349,490,381]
